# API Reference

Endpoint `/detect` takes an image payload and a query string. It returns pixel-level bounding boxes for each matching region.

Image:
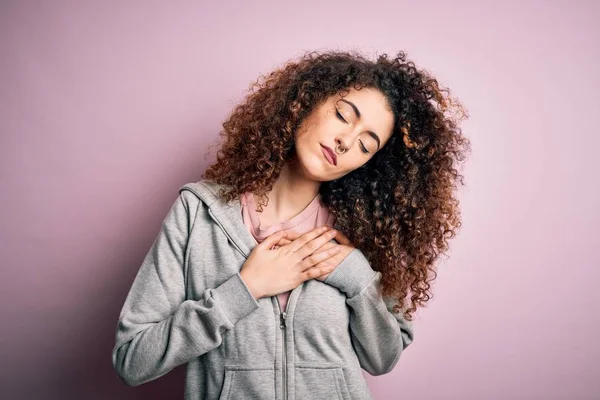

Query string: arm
[324,248,415,376]
[111,191,260,387]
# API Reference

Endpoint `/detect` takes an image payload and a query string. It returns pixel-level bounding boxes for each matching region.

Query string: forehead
[332,88,395,143]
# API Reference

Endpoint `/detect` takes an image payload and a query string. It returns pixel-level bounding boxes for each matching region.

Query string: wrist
[240,270,262,300]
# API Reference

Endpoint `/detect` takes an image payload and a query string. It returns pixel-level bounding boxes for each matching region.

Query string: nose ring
[335,143,346,154]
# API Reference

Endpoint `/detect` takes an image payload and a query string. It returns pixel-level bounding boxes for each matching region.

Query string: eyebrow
[339,99,381,150]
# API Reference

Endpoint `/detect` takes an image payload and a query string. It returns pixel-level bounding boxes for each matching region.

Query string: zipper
[206,204,289,399]
[275,295,287,400]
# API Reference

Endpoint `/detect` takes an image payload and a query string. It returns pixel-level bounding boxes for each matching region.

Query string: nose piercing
[335,143,346,154]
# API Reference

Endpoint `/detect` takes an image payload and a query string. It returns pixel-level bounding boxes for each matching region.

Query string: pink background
[1,1,598,399]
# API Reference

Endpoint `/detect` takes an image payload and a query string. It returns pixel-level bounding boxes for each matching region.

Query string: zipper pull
[279,311,287,329]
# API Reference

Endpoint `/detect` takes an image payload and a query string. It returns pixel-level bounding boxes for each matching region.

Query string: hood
[178,179,344,259]
[178,179,258,259]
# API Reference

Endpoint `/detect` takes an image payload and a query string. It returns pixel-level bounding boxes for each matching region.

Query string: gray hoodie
[111,179,415,399]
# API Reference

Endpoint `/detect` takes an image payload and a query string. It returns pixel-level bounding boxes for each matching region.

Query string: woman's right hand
[239,226,340,300]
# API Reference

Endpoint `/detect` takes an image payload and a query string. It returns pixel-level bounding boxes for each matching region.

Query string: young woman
[112,50,470,400]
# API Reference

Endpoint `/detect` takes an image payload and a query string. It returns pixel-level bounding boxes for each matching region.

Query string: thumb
[259,230,287,250]
[276,238,292,246]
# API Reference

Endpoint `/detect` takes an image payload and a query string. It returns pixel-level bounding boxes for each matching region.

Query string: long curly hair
[202,49,471,321]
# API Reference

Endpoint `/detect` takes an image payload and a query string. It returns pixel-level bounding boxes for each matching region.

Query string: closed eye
[336,109,347,123]
[359,141,370,154]
[337,108,370,154]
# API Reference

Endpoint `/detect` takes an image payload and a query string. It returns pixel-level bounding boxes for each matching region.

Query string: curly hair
[202,49,471,322]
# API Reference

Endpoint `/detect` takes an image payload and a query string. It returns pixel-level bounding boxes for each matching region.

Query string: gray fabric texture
[111,179,415,399]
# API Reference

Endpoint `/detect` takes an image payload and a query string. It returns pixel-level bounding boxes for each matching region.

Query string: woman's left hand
[314,228,355,282]
[274,227,355,282]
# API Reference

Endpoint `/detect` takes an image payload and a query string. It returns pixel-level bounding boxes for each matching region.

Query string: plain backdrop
[1,1,598,399]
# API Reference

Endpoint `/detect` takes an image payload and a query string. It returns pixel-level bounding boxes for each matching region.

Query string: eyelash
[336,109,370,155]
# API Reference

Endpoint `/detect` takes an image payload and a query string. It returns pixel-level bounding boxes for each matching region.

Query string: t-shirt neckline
[244,191,322,235]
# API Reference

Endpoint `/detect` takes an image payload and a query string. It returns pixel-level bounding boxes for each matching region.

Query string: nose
[334,131,356,153]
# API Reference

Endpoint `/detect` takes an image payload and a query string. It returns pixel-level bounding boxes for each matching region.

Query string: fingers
[286,226,333,253]
[295,228,338,259]
[301,260,337,282]
[260,229,313,251]
[281,230,302,242]
[276,238,292,246]
[259,230,288,250]
[270,237,292,249]
[316,241,336,252]
[263,227,345,257]
[298,245,340,272]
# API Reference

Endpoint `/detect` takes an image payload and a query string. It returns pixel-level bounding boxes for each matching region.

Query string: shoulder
[178,179,232,208]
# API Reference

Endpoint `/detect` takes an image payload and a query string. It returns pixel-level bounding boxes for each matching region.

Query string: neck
[254,155,320,224]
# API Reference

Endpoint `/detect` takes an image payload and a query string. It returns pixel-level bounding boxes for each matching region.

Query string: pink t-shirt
[240,191,336,312]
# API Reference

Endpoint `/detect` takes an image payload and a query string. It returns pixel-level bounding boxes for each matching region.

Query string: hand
[239,226,342,299]
[280,227,355,282]
[313,228,355,282]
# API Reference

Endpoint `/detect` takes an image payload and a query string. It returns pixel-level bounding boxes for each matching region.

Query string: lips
[320,144,337,166]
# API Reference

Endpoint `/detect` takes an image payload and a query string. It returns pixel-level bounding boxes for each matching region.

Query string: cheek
[294,128,313,148]
[295,125,319,151]
[338,160,364,175]
[295,115,316,139]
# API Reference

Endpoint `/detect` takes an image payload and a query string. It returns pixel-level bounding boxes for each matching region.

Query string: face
[293,87,395,182]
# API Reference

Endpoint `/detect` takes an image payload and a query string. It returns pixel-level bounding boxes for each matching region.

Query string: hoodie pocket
[218,365,275,400]
[295,362,351,400]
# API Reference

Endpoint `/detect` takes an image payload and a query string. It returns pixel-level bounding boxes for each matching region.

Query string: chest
[184,221,351,347]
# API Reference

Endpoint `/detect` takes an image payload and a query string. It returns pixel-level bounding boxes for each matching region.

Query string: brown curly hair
[202,49,471,322]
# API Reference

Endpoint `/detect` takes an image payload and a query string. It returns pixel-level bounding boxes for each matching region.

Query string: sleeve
[323,248,415,376]
[111,190,260,387]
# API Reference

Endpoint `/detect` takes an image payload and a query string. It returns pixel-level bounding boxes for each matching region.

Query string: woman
[112,50,470,399]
